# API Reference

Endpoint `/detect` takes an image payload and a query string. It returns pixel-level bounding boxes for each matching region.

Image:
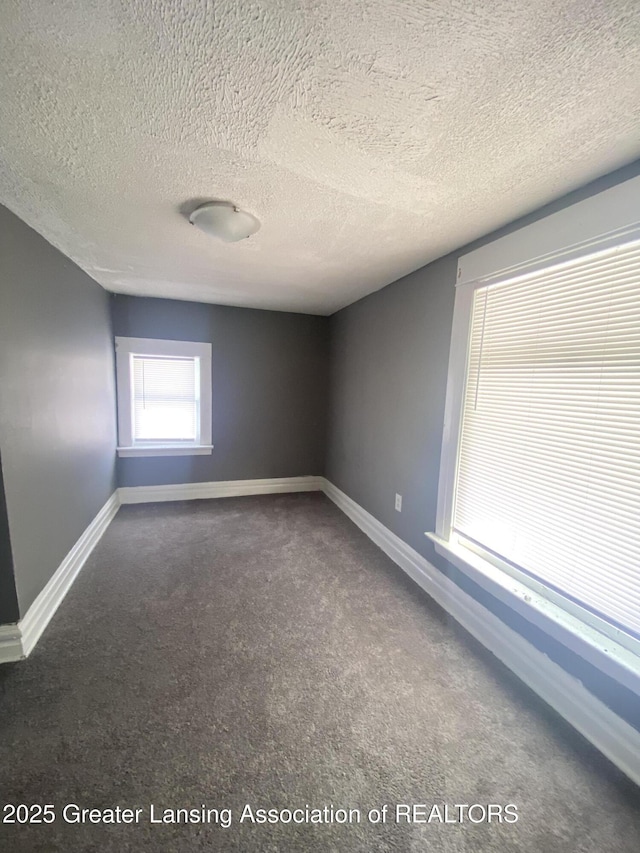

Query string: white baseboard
[0,622,23,665]
[118,475,323,504]
[0,492,121,663]
[320,478,640,787]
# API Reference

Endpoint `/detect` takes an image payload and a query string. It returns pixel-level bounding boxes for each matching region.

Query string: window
[430,175,640,689]
[115,337,212,457]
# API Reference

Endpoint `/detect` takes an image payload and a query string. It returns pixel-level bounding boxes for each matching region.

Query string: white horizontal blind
[132,355,198,442]
[453,240,640,638]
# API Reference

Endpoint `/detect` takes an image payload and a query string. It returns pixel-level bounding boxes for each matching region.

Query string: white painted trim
[0,622,23,665]
[457,174,640,286]
[320,478,640,787]
[118,476,324,504]
[0,492,121,663]
[434,283,473,538]
[428,533,640,694]
[117,445,213,457]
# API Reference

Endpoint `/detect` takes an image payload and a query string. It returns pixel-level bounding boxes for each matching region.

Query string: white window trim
[115,336,213,457]
[428,173,640,694]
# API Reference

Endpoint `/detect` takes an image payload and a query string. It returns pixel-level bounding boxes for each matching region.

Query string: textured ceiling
[1,1,639,315]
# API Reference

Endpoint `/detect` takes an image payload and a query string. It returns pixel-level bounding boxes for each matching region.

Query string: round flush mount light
[188,201,260,242]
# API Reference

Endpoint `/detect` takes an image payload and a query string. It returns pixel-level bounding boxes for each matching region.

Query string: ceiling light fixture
[188,201,260,242]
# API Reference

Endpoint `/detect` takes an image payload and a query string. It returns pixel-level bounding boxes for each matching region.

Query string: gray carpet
[1,492,638,852]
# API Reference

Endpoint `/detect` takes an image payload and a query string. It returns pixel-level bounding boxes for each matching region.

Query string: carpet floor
[0,492,638,852]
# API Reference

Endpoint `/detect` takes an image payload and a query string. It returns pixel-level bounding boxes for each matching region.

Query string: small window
[132,355,198,443]
[115,337,212,457]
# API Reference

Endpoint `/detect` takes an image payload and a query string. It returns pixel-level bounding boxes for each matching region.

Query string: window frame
[428,176,640,693]
[115,336,213,457]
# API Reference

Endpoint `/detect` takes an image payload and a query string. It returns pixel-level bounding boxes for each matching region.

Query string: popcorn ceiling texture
[0,0,639,314]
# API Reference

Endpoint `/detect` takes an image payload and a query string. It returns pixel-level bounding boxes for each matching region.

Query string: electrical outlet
[395,493,402,512]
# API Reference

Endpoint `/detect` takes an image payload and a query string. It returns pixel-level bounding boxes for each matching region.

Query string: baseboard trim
[320,478,640,787]
[118,476,324,504]
[0,622,23,665]
[0,491,121,663]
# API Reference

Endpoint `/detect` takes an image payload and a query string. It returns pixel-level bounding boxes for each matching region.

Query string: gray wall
[326,159,640,731]
[111,295,329,487]
[0,204,117,618]
[0,454,19,624]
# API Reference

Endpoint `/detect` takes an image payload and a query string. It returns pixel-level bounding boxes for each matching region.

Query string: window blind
[453,240,640,638]
[132,355,198,442]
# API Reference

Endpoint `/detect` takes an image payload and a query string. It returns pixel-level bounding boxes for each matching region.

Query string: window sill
[426,532,640,694]
[117,445,213,458]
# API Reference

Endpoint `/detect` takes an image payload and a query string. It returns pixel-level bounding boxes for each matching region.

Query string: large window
[431,179,640,687]
[115,337,212,457]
